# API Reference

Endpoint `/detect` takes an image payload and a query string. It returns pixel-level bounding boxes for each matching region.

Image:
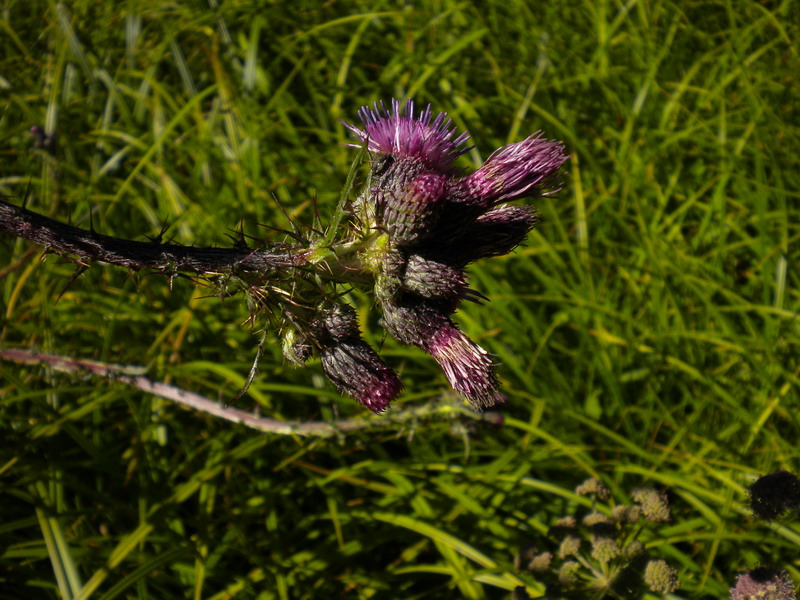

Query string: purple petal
[453,133,569,207]
[344,99,471,172]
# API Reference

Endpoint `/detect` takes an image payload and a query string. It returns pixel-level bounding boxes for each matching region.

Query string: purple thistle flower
[342,99,569,411]
[344,99,471,172]
[730,567,796,600]
[311,304,402,413]
[451,132,568,208]
[319,342,402,413]
[381,297,503,409]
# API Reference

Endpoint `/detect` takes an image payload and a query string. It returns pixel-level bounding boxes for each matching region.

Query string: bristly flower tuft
[451,132,568,208]
[344,99,471,172]
[311,305,402,413]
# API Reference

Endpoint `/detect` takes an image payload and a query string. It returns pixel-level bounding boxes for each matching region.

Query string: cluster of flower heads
[294,99,567,412]
[513,479,680,599]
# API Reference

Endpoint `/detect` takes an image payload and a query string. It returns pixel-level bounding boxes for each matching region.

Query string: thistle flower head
[319,341,402,413]
[402,254,467,301]
[644,559,680,594]
[730,568,796,600]
[341,99,569,411]
[344,99,471,172]
[381,297,503,409]
[749,470,800,521]
[310,304,402,413]
[380,170,448,245]
[453,132,568,208]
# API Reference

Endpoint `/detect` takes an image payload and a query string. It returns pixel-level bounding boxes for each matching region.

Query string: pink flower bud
[453,133,568,208]
[381,298,503,409]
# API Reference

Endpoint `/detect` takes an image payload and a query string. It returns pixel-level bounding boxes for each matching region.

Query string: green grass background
[1,0,798,598]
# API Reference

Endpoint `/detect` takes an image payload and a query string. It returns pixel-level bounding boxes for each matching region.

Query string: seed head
[590,536,620,563]
[644,559,680,594]
[558,561,581,586]
[611,504,642,523]
[576,478,610,501]
[632,487,671,523]
[558,535,582,559]
[528,551,553,572]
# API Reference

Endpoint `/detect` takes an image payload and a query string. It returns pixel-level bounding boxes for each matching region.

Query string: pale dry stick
[0,348,500,436]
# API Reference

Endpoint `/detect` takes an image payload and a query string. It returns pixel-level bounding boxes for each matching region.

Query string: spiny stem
[0,199,306,275]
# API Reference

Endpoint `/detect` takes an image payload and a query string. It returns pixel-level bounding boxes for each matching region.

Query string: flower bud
[282,329,312,366]
[381,170,447,245]
[623,540,646,559]
[452,133,568,208]
[611,504,641,523]
[381,297,503,409]
[590,536,619,563]
[422,204,538,268]
[528,551,552,572]
[319,341,402,413]
[576,478,610,501]
[311,304,402,413]
[558,561,581,586]
[558,536,581,559]
[403,254,466,300]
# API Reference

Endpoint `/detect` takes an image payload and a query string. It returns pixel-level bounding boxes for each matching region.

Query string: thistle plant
[0,99,568,413]
[515,479,680,599]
